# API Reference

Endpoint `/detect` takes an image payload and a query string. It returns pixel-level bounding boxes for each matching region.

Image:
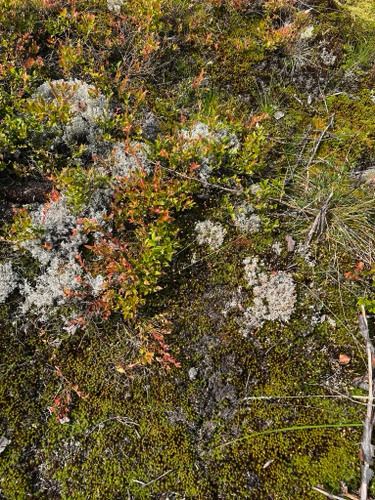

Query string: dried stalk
[312,486,348,500]
[359,305,374,500]
[132,469,172,488]
[305,190,333,246]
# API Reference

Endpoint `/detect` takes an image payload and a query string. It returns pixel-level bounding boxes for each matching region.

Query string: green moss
[2,0,375,497]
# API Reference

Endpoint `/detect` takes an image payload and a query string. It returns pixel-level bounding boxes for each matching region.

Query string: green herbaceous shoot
[2,0,375,498]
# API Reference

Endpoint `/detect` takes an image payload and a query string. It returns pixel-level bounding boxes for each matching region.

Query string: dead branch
[312,485,350,500]
[359,305,375,500]
[132,469,172,488]
[153,161,244,195]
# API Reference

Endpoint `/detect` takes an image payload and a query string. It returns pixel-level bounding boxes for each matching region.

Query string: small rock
[0,437,11,454]
[285,234,295,252]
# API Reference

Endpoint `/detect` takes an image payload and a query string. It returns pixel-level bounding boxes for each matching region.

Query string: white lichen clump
[233,204,261,234]
[15,196,97,319]
[20,196,87,266]
[0,262,18,303]
[107,0,123,14]
[5,80,150,323]
[181,122,238,148]
[250,183,261,195]
[271,241,283,255]
[241,257,296,335]
[34,79,108,145]
[20,257,83,319]
[221,286,245,317]
[110,141,151,178]
[12,195,105,321]
[296,242,315,267]
[195,220,226,250]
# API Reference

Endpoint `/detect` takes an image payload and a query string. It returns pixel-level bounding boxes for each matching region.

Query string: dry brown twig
[312,485,355,499]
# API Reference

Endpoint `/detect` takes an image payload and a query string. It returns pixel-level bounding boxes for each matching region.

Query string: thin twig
[312,486,349,500]
[85,416,139,437]
[132,469,172,488]
[359,305,374,500]
[155,162,243,195]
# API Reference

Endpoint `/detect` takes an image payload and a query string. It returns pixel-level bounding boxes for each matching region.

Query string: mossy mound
[1,0,375,498]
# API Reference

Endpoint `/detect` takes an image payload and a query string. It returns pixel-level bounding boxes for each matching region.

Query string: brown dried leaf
[339,353,351,365]
[285,234,295,252]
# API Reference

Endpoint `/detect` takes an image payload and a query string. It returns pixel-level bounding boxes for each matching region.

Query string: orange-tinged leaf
[339,353,351,365]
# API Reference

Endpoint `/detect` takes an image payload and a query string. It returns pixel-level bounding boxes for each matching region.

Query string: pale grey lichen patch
[181,122,240,149]
[188,367,198,381]
[20,257,83,319]
[241,297,269,333]
[14,194,107,321]
[300,25,314,40]
[271,241,283,255]
[233,204,261,234]
[240,257,296,336]
[107,0,123,14]
[110,141,151,178]
[250,183,261,195]
[221,286,245,317]
[320,47,336,66]
[20,196,87,265]
[195,220,226,250]
[296,242,316,267]
[0,262,18,303]
[85,273,104,296]
[243,257,263,287]
[34,79,108,145]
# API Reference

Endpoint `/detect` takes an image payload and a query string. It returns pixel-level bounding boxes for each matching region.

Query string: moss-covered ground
[2,0,375,498]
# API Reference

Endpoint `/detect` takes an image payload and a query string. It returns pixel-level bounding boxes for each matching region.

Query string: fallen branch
[312,485,349,500]
[160,164,244,195]
[132,469,172,488]
[359,305,375,500]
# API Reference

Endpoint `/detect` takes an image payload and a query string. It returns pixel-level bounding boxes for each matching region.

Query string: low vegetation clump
[1,0,375,498]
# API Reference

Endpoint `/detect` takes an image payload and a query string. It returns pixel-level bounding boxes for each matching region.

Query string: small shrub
[77,166,194,320]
